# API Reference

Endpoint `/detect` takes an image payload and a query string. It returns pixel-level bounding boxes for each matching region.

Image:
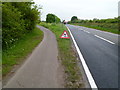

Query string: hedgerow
[2,2,40,49]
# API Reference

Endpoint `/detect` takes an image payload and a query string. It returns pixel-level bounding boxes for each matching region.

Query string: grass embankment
[71,23,119,34]
[39,23,84,88]
[2,27,43,76]
[0,29,2,76]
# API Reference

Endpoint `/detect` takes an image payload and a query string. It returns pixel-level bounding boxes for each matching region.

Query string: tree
[46,14,61,23]
[46,14,55,23]
[71,16,78,22]
[55,16,61,23]
[11,2,40,30]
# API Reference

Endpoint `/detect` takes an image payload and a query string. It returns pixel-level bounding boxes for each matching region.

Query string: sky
[34,0,119,21]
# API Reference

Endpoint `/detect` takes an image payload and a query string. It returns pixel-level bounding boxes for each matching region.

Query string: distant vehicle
[63,21,67,24]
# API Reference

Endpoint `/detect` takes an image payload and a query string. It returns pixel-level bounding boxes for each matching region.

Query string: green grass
[71,23,119,34]
[39,22,84,88]
[0,51,1,76]
[2,27,43,76]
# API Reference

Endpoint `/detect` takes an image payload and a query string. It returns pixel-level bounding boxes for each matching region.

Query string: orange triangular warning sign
[60,30,70,39]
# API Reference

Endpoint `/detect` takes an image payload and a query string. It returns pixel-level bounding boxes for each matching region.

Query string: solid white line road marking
[94,35,115,45]
[66,26,98,89]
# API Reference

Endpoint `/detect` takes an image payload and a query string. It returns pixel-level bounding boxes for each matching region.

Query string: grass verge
[2,27,43,76]
[39,22,84,88]
[70,23,119,34]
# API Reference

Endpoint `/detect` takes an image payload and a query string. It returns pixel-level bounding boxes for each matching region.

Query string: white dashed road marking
[84,30,90,33]
[94,35,115,44]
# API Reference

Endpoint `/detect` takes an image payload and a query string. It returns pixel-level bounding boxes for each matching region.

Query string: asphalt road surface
[66,24,119,88]
[3,25,64,88]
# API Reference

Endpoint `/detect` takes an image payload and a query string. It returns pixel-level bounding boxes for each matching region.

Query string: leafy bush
[2,3,25,49]
[11,2,40,30]
[2,2,40,49]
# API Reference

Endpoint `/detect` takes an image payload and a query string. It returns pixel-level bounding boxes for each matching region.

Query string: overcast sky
[34,0,119,21]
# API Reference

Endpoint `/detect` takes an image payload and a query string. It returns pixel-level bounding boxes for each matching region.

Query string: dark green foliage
[55,16,61,23]
[69,17,118,24]
[46,13,61,23]
[68,17,119,34]
[46,14,55,23]
[11,2,40,30]
[71,16,78,22]
[2,3,25,49]
[118,16,120,31]
[2,2,40,49]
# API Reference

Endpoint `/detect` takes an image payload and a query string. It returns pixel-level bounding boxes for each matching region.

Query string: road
[3,25,64,88]
[66,24,119,88]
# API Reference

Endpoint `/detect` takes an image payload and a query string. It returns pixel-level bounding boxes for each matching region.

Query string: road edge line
[66,26,98,89]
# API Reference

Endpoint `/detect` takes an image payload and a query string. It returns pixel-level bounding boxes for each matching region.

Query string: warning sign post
[60,30,70,39]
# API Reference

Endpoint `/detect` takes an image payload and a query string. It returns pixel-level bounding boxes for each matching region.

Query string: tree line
[69,16,118,23]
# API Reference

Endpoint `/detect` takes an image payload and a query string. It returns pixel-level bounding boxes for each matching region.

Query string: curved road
[66,24,119,88]
[3,25,64,88]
